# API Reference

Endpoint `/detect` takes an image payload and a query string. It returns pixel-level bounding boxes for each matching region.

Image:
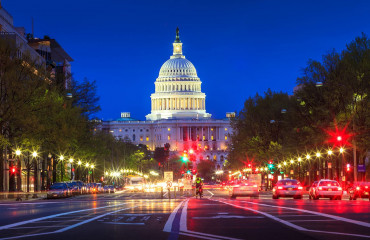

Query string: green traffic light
[181,156,188,162]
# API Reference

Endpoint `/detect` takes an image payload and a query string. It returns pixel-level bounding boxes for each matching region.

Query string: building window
[140,136,143,141]
[140,129,143,132]
[119,129,122,132]
[213,155,216,161]
[225,135,228,140]
[133,134,136,141]
[225,128,228,131]
[168,135,171,140]
[133,129,135,132]
[211,128,213,131]
[207,155,210,160]
[168,128,171,131]
[211,136,214,140]
[203,136,205,141]
[220,155,224,162]
[146,129,149,132]
[125,129,128,132]
[146,136,149,141]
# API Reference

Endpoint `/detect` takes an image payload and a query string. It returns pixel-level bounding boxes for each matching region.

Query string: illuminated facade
[100,29,233,169]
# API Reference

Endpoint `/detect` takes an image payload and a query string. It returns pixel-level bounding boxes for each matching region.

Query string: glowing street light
[278,164,282,168]
[339,147,344,153]
[306,154,311,160]
[15,149,21,156]
[32,151,38,158]
[69,158,74,163]
[90,164,95,169]
[316,152,321,157]
[290,159,294,164]
[283,162,287,166]
[85,163,89,168]
[297,157,302,162]
[327,150,333,155]
[78,160,82,165]
[60,155,64,161]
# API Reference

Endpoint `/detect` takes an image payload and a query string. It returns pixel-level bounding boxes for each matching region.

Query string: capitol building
[99,29,233,169]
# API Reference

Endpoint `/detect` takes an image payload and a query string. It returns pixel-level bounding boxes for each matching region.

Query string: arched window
[133,134,136,141]
[220,155,224,162]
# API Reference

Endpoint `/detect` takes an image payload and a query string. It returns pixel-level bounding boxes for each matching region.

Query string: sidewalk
[0,192,46,202]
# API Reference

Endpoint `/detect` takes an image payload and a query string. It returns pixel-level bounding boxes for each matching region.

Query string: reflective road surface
[0,190,369,240]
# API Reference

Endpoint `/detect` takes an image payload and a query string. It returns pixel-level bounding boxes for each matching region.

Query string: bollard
[168,188,171,200]
[174,187,176,199]
[161,187,163,199]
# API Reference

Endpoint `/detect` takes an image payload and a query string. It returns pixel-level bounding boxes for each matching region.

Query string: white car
[229,181,259,199]
[311,179,343,200]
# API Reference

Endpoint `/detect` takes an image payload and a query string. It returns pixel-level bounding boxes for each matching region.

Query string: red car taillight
[338,187,342,191]
[356,186,360,191]
[298,186,303,190]
[318,187,322,190]
[278,186,283,190]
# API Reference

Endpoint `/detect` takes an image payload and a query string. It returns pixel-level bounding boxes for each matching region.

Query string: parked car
[67,181,83,195]
[348,182,370,200]
[90,183,103,193]
[105,185,115,193]
[229,180,259,199]
[310,179,343,200]
[308,181,319,200]
[47,182,70,199]
[272,179,303,199]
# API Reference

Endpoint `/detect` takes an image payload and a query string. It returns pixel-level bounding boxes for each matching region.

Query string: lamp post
[69,158,74,180]
[32,151,38,192]
[327,149,333,179]
[77,160,82,180]
[85,163,90,182]
[15,150,21,192]
[90,164,95,183]
[59,155,64,182]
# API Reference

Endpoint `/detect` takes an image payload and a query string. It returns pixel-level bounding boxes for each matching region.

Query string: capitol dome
[146,28,211,121]
[159,58,198,78]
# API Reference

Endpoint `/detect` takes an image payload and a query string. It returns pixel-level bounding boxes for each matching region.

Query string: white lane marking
[289,220,338,222]
[240,200,370,228]
[163,199,186,232]
[10,226,69,229]
[305,229,370,238]
[0,232,53,240]
[217,213,229,215]
[0,202,128,230]
[0,202,62,206]
[277,215,321,217]
[192,216,264,219]
[213,199,306,231]
[217,199,370,238]
[179,232,220,240]
[54,205,139,232]
[179,199,189,231]
[181,230,243,240]
[207,190,214,199]
[7,208,18,210]
[103,222,145,225]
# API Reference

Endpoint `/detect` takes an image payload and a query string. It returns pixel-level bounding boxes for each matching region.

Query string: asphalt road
[0,190,369,240]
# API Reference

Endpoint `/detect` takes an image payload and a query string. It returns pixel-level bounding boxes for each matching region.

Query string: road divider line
[305,229,370,238]
[239,200,370,228]
[207,190,214,199]
[181,230,243,240]
[179,199,189,232]
[0,202,129,230]
[163,199,186,232]
[213,199,307,231]
[54,205,140,232]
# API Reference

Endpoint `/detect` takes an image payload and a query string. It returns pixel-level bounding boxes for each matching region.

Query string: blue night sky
[5,0,370,120]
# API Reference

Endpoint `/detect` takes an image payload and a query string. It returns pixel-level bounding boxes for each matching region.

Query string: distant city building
[0,3,44,64]
[99,29,233,169]
[28,38,73,89]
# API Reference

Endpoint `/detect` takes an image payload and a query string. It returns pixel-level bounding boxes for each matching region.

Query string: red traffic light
[337,136,342,141]
[11,167,16,173]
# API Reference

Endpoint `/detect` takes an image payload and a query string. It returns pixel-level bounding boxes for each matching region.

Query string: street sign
[166,181,172,188]
[328,162,332,169]
[164,171,173,182]
[358,164,366,172]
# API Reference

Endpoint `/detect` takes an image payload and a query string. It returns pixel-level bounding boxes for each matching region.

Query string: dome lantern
[173,27,183,56]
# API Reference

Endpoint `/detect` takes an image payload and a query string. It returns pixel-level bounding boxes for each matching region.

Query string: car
[229,180,259,199]
[308,181,319,200]
[311,179,343,200]
[272,179,303,199]
[348,182,370,200]
[47,182,70,199]
[66,181,83,195]
[107,185,116,193]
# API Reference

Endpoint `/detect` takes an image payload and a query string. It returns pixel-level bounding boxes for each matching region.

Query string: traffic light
[192,169,197,174]
[11,166,16,174]
[346,164,351,172]
[181,151,189,162]
[186,170,191,174]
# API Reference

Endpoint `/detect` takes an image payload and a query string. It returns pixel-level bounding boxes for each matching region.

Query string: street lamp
[69,158,74,180]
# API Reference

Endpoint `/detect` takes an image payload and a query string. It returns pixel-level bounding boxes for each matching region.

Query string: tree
[197,160,215,182]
